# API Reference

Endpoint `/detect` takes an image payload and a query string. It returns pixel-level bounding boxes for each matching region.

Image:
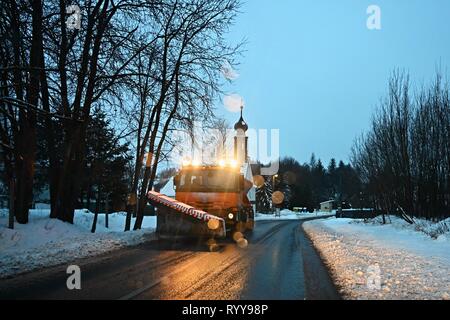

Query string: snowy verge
[255,210,332,221]
[0,209,156,279]
[303,217,450,300]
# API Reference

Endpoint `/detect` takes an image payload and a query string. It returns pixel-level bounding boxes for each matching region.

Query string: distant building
[234,106,256,212]
[234,105,249,166]
[155,106,257,211]
[320,200,334,212]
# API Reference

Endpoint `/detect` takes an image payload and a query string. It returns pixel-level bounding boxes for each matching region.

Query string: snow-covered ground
[303,216,450,300]
[255,210,333,221]
[0,209,156,279]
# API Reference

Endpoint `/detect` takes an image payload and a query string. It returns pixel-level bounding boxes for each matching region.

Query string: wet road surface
[0,218,340,300]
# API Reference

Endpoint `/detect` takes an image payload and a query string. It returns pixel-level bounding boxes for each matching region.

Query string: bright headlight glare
[228,213,234,220]
[218,159,226,167]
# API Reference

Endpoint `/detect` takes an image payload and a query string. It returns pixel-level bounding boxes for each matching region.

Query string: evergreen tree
[277,156,362,211]
[326,158,338,199]
[81,108,132,212]
[256,176,273,213]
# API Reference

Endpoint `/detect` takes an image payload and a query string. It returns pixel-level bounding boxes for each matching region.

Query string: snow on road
[303,217,450,300]
[0,209,156,279]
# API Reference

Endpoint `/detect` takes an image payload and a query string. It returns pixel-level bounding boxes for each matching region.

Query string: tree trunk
[55,122,88,223]
[105,195,109,228]
[134,71,180,230]
[9,178,15,229]
[125,102,159,231]
[40,44,58,218]
[14,127,35,224]
[14,0,42,224]
[91,187,101,233]
[53,0,111,223]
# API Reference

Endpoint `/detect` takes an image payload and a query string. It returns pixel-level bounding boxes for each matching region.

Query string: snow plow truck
[148,162,255,240]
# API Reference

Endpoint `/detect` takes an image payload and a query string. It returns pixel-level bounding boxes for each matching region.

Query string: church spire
[234,104,248,132]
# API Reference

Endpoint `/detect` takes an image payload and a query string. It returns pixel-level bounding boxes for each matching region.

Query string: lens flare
[253,175,265,188]
[223,94,244,113]
[272,191,285,205]
[229,159,238,167]
[232,231,244,242]
[207,219,220,230]
[236,238,248,249]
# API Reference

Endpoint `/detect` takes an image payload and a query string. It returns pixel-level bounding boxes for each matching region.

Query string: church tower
[234,105,249,166]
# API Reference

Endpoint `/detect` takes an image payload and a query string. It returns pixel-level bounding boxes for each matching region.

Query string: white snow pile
[0,209,156,279]
[303,217,450,300]
[255,210,333,221]
[350,215,450,240]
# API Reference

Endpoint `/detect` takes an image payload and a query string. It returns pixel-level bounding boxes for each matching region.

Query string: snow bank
[303,217,450,300]
[0,209,156,279]
[350,215,450,240]
[255,210,332,221]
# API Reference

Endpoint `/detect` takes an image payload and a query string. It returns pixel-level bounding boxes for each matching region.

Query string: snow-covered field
[303,216,450,300]
[255,210,332,221]
[0,209,156,279]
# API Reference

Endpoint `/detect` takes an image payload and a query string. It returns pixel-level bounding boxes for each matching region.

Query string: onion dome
[234,106,248,132]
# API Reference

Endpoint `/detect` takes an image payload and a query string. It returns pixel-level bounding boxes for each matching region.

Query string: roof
[157,178,175,197]
[320,200,335,205]
[234,106,248,132]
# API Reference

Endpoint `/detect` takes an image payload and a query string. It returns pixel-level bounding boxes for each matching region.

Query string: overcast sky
[218,0,450,165]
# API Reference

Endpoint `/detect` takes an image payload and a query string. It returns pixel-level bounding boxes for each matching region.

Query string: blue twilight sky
[218,0,450,165]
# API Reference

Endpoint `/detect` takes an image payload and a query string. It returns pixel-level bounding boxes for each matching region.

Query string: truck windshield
[177,170,239,192]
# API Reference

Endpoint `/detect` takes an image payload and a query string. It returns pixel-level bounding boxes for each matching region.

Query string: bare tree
[0,0,44,223]
[352,70,450,221]
[0,0,242,229]
[120,0,242,230]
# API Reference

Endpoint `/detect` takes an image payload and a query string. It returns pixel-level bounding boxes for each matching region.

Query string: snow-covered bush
[414,219,449,239]
[351,215,450,240]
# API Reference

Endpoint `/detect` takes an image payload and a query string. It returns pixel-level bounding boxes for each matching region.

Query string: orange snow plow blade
[147,191,226,239]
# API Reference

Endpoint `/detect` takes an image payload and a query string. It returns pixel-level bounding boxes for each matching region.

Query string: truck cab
[174,165,254,233]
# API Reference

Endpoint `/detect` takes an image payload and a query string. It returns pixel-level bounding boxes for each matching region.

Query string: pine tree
[256,176,272,213]
[326,158,338,198]
[81,108,132,213]
[309,153,317,169]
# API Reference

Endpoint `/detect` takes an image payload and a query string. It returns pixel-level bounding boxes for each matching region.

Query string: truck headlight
[228,213,234,220]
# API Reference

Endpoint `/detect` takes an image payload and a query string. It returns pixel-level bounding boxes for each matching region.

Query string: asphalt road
[0,218,340,300]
